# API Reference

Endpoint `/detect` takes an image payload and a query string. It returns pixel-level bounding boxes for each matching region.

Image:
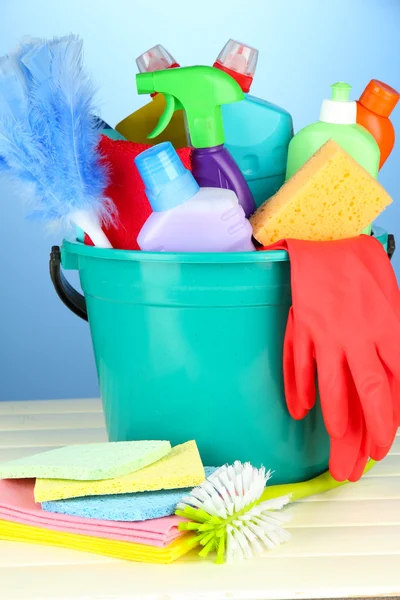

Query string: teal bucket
[52,227,393,484]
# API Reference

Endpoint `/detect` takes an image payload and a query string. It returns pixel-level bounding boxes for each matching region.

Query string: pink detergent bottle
[135,142,255,252]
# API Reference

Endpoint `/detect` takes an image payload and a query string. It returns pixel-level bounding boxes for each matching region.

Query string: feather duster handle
[176,462,291,564]
[70,209,112,247]
[0,35,112,247]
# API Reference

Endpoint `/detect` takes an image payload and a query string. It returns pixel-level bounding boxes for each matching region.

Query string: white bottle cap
[136,45,178,73]
[319,82,356,125]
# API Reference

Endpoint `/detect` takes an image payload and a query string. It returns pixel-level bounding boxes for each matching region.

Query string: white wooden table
[0,398,399,600]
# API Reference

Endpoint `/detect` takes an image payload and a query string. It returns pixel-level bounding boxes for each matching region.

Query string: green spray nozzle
[331,82,352,102]
[136,66,244,148]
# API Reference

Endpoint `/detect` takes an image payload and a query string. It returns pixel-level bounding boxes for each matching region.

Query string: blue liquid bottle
[214,40,293,208]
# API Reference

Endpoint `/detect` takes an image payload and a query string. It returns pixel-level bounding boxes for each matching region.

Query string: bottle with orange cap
[115,44,187,148]
[213,39,293,208]
[357,79,400,169]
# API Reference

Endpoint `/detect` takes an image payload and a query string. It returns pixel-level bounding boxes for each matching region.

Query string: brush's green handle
[261,460,376,503]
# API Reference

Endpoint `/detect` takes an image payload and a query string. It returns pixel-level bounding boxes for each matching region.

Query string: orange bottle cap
[359,79,400,117]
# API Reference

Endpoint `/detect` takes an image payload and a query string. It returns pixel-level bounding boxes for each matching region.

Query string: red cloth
[84,136,192,250]
[259,236,400,482]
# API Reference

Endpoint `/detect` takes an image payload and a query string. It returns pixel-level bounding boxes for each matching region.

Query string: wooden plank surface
[0,399,102,415]
[2,555,400,600]
[0,398,399,600]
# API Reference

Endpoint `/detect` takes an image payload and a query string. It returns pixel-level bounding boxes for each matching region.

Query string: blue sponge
[41,467,217,521]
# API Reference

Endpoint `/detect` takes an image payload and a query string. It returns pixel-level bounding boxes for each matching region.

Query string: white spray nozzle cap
[213,39,258,92]
[136,44,179,73]
[319,82,356,125]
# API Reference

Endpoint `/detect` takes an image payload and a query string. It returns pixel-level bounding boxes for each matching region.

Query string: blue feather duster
[0,35,113,247]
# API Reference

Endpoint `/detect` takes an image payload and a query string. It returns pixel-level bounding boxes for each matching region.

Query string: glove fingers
[371,369,400,461]
[370,439,394,461]
[378,344,400,389]
[394,380,400,427]
[283,308,308,420]
[347,346,394,448]
[316,345,349,439]
[329,380,363,482]
[292,314,316,412]
[370,416,398,460]
[348,418,371,483]
[385,359,400,429]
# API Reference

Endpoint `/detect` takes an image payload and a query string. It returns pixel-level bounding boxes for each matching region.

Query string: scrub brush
[176,459,377,564]
[0,35,113,247]
[176,462,291,564]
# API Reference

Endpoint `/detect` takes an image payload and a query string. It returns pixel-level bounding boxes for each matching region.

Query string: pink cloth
[0,479,183,547]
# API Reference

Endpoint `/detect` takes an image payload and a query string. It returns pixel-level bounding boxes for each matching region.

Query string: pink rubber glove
[261,236,400,481]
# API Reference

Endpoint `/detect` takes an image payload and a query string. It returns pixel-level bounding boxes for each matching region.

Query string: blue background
[1,0,399,401]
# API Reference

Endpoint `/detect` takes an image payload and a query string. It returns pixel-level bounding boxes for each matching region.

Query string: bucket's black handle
[388,234,395,261]
[49,246,88,321]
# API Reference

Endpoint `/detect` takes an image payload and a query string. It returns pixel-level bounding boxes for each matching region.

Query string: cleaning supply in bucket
[357,79,400,169]
[135,142,255,252]
[286,82,380,235]
[41,468,218,521]
[0,36,113,248]
[250,140,392,246]
[84,136,192,250]
[0,478,185,546]
[0,440,171,481]
[136,65,257,217]
[259,236,400,482]
[34,441,205,502]
[116,44,187,148]
[214,39,293,207]
[136,44,180,72]
[286,82,380,180]
[176,462,291,564]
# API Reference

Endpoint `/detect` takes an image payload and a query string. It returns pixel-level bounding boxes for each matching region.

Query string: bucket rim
[62,226,387,264]
[61,240,289,264]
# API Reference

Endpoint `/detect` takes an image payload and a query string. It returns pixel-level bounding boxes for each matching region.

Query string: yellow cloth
[0,519,193,564]
[35,441,205,502]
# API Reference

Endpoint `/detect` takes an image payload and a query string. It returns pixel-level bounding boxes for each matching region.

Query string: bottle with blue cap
[135,142,255,252]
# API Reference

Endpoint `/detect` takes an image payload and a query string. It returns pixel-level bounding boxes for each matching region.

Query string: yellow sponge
[250,140,392,245]
[34,441,205,502]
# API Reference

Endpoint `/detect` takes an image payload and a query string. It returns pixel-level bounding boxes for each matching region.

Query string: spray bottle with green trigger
[136,65,256,217]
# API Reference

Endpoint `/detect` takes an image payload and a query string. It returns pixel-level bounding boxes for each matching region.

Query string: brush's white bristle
[177,461,291,563]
